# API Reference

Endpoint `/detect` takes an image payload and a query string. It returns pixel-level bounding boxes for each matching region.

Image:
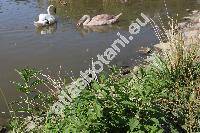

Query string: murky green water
[0,0,199,121]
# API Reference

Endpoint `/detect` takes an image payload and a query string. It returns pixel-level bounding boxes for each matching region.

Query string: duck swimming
[77,13,122,26]
[34,5,56,27]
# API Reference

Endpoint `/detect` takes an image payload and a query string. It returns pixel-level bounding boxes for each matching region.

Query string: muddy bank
[155,10,200,51]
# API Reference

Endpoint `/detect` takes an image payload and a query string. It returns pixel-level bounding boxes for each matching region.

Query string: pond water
[0,0,200,121]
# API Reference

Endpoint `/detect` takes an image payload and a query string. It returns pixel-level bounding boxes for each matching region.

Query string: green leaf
[129,118,140,131]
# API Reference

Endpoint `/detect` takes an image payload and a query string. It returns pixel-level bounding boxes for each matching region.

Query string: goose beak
[76,21,82,27]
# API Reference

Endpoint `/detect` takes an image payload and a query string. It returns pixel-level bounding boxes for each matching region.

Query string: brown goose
[77,13,122,26]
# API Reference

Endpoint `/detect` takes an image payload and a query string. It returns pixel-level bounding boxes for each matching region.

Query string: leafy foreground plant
[8,36,200,132]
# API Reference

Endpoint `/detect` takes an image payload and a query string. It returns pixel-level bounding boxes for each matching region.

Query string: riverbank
[154,9,200,51]
[4,10,200,132]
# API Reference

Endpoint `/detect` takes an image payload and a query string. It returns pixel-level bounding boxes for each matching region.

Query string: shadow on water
[0,0,200,123]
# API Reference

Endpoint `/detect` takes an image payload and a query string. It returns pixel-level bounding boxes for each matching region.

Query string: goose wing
[40,14,56,24]
[88,14,116,26]
[39,14,48,21]
[91,14,115,21]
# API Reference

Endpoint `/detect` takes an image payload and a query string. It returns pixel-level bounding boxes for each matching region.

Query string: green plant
[9,68,56,132]
[8,31,200,132]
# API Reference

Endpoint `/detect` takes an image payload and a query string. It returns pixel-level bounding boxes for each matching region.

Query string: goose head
[77,15,90,27]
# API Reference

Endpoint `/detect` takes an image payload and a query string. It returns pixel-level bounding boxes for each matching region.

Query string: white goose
[77,13,122,26]
[34,5,56,27]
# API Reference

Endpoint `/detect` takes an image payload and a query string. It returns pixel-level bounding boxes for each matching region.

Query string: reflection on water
[35,23,57,35]
[78,25,121,36]
[0,0,200,121]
